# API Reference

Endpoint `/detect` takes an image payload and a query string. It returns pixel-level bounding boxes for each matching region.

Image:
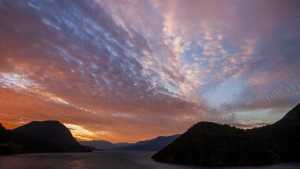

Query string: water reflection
[69,159,87,169]
[0,152,299,169]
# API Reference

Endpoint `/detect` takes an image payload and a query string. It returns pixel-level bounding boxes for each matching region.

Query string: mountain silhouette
[0,123,10,143]
[81,140,129,150]
[0,123,8,142]
[153,103,300,166]
[0,121,91,155]
[81,135,179,151]
[120,135,179,151]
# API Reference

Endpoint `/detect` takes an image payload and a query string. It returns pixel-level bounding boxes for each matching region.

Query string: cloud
[65,123,99,141]
[0,0,299,142]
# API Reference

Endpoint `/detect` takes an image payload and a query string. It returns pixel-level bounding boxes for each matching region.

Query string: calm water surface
[0,151,299,169]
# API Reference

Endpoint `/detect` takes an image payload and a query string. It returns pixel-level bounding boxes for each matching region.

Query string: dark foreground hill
[0,124,9,142]
[0,121,91,155]
[153,104,300,166]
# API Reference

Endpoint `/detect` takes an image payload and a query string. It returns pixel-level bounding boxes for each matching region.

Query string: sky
[0,0,299,143]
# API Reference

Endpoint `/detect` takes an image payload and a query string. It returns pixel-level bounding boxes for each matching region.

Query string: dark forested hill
[153,104,300,166]
[0,121,91,155]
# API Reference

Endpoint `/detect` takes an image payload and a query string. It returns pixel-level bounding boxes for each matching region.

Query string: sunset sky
[0,0,299,143]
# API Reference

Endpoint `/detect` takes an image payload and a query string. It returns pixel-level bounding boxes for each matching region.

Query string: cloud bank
[0,0,299,142]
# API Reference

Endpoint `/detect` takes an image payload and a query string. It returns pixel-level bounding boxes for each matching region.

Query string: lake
[0,151,299,169]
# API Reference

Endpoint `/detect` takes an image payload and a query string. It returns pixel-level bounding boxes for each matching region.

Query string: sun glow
[65,123,98,141]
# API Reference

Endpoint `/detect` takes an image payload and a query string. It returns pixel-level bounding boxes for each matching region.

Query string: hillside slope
[0,121,90,155]
[153,104,300,166]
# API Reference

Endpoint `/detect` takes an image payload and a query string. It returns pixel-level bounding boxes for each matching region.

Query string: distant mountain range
[81,135,179,151]
[153,103,300,166]
[81,140,130,150]
[0,121,91,155]
[118,135,179,151]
